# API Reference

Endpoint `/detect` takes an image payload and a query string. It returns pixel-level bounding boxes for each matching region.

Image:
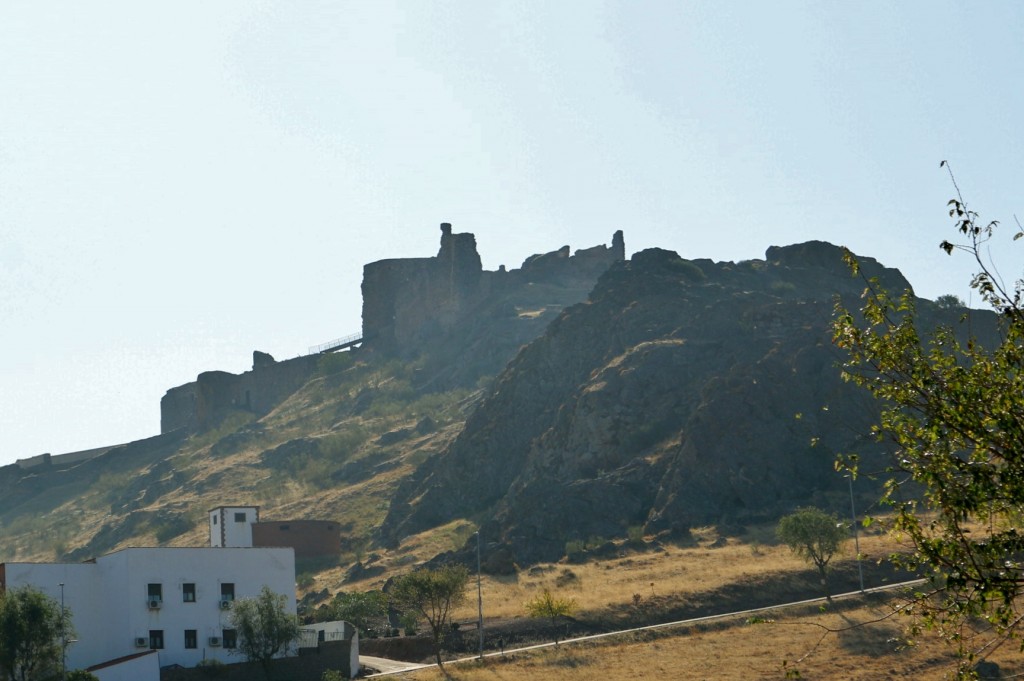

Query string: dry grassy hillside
[357,525,1023,679]
[0,351,479,567]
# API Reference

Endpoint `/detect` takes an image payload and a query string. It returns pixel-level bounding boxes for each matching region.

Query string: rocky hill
[0,231,993,582]
[380,241,992,568]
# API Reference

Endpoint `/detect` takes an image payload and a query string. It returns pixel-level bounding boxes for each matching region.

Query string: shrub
[322,671,348,681]
[67,671,100,681]
[667,257,706,282]
[196,658,225,677]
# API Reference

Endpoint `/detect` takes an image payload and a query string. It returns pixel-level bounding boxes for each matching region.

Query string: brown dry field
[335,523,903,621]
[402,599,1024,680]
[344,523,1024,679]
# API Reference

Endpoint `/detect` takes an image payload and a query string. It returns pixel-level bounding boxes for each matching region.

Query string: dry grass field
[402,599,1024,680]
[347,522,1024,679]
[337,523,905,622]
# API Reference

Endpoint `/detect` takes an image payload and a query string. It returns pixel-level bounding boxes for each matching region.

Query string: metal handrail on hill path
[309,332,363,355]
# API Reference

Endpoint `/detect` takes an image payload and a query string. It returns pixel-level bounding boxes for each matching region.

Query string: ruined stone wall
[160,352,319,434]
[361,224,491,355]
[360,257,436,354]
[361,224,624,356]
[160,382,198,433]
[161,224,625,434]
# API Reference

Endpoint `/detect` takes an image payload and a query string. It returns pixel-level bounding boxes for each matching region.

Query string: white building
[0,546,295,672]
[209,505,260,548]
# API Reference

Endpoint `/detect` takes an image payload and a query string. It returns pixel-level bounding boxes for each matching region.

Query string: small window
[221,583,235,601]
[149,630,164,650]
[182,583,196,603]
[222,628,237,649]
[147,584,162,601]
[184,629,197,649]
[234,512,246,522]
[213,515,218,525]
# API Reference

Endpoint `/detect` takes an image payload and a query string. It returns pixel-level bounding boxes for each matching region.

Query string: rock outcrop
[379,241,991,566]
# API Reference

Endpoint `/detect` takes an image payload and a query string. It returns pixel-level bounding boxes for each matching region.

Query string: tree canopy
[228,586,301,676]
[833,164,1024,675]
[935,293,966,309]
[326,590,388,636]
[525,588,577,642]
[389,565,469,669]
[776,507,848,597]
[0,585,72,681]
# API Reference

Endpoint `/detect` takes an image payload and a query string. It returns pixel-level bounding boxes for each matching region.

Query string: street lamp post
[848,476,865,592]
[59,582,66,681]
[476,530,483,659]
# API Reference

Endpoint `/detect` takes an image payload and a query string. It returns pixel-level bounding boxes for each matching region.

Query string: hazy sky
[2,1,1022,466]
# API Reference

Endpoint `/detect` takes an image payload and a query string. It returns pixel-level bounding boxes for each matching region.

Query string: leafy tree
[0,585,72,681]
[525,588,577,643]
[388,565,469,669]
[935,293,965,309]
[776,507,848,598]
[228,586,301,678]
[832,163,1024,676]
[327,590,388,637]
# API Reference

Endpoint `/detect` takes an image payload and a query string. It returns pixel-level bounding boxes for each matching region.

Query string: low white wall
[90,651,160,681]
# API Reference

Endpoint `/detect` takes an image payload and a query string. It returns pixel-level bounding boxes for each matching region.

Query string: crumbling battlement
[160,352,319,433]
[361,223,624,354]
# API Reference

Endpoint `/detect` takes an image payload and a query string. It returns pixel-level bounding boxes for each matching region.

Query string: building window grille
[149,630,164,650]
[222,628,237,649]
[183,583,196,602]
[184,629,197,649]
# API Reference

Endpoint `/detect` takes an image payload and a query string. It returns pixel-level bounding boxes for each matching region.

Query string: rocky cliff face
[379,241,960,566]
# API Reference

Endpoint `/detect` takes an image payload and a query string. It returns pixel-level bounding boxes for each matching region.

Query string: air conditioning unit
[147,598,162,609]
[219,599,232,610]
[134,637,148,648]
[208,636,222,647]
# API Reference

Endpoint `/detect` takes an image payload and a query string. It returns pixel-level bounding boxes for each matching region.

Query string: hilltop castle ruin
[362,223,624,354]
[159,224,624,434]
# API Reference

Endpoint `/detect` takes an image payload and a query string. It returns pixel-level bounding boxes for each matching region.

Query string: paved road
[364,579,927,677]
[360,655,431,675]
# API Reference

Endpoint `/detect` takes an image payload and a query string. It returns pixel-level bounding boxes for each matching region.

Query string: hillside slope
[0,239,992,583]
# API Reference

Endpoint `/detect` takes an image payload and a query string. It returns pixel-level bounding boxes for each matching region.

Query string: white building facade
[0,546,295,671]
[209,505,260,548]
